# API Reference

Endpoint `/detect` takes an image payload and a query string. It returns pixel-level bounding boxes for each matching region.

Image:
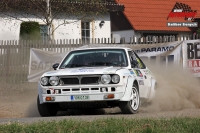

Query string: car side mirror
[131,60,138,68]
[52,63,59,70]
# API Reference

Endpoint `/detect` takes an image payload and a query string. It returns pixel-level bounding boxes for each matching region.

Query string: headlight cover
[101,75,111,84]
[40,77,49,86]
[49,76,59,86]
[112,75,120,83]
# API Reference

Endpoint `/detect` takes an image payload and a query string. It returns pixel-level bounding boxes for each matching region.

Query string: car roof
[72,45,132,52]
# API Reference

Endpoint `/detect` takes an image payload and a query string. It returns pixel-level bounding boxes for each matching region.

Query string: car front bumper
[42,92,124,102]
[38,83,126,103]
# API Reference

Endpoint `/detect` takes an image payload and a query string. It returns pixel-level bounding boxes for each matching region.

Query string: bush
[20,22,41,40]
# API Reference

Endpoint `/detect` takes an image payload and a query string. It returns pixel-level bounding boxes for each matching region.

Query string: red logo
[188,60,200,68]
[167,2,197,21]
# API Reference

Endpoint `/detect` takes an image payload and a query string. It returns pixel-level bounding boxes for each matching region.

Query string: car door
[128,50,152,99]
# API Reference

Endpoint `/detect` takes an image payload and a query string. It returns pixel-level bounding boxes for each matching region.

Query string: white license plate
[71,95,90,101]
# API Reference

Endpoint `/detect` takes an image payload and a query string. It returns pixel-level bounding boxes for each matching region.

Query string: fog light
[55,89,61,94]
[101,87,107,92]
[46,97,55,101]
[104,94,114,99]
[111,87,116,92]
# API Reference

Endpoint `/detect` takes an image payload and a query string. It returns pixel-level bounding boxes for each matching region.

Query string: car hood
[42,66,124,76]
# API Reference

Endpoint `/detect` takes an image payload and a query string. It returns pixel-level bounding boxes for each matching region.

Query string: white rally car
[37,47,156,117]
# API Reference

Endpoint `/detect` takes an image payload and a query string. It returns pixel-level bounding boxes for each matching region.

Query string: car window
[59,49,128,68]
[133,51,146,69]
[128,50,146,69]
[128,51,137,62]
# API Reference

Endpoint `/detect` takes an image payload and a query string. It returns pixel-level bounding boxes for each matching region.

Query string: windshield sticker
[71,69,94,73]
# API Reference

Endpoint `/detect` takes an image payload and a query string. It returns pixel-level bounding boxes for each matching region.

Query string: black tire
[37,95,58,117]
[119,84,140,114]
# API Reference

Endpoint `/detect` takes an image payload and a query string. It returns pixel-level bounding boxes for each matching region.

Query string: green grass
[0,117,200,133]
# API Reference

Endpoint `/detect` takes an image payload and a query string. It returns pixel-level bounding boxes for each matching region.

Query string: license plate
[71,95,89,101]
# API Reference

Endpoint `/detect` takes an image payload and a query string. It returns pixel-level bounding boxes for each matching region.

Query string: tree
[0,0,115,40]
[196,28,200,34]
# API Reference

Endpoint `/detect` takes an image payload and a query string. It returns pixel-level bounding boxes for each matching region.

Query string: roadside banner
[28,40,200,82]
[129,41,183,66]
[28,48,67,82]
[182,40,200,77]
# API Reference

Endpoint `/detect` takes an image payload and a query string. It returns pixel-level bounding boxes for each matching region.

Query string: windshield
[59,49,128,68]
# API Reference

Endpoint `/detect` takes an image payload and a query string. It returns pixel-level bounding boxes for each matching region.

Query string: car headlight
[101,75,111,84]
[40,77,49,86]
[112,75,120,83]
[49,76,59,86]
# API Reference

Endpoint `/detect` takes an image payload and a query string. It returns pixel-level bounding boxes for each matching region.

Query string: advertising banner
[130,41,183,66]
[28,48,68,82]
[182,40,200,77]
[28,40,200,82]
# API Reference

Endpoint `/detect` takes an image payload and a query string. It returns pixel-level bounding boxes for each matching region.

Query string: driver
[107,53,119,65]
[110,54,119,62]
[83,56,94,66]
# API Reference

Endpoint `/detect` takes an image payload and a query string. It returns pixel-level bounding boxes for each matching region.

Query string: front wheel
[119,84,140,114]
[37,95,58,117]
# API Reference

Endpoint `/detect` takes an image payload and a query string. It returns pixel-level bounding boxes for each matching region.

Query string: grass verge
[0,117,200,133]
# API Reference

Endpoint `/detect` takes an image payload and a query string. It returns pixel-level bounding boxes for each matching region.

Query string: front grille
[61,78,79,85]
[81,88,89,91]
[81,77,99,84]
[62,88,99,92]
[60,75,100,85]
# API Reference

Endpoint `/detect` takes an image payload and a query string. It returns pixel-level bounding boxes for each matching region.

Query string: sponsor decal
[103,70,113,74]
[139,80,144,85]
[123,72,131,75]
[129,69,135,74]
[134,70,143,77]
[143,69,152,75]
[71,68,94,73]
[103,67,116,74]
[167,2,197,21]
[143,70,150,75]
